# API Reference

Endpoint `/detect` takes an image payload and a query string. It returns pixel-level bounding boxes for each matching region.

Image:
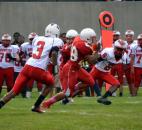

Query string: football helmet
[66,29,78,38]
[45,23,60,37]
[137,34,142,40]
[1,33,11,47]
[113,30,121,36]
[137,34,142,48]
[114,39,127,49]
[2,33,12,41]
[80,28,96,44]
[28,32,38,39]
[125,30,134,36]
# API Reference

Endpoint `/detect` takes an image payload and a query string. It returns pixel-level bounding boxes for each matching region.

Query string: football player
[0,23,63,113]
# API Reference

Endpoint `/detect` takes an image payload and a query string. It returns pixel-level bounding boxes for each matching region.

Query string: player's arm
[6,52,20,62]
[50,46,59,65]
[84,52,100,65]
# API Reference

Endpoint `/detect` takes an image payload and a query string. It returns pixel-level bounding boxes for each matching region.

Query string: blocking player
[95,39,127,104]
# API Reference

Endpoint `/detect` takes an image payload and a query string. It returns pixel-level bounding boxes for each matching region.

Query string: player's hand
[6,53,18,61]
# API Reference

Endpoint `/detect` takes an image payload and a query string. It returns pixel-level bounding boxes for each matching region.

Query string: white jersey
[131,43,142,68]
[26,36,63,70]
[122,40,137,64]
[0,44,18,68]
[95,48,123,72]
[13,45,23,72]
[21,42,33,61]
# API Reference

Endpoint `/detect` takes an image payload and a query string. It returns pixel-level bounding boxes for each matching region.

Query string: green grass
[0,87,142,130]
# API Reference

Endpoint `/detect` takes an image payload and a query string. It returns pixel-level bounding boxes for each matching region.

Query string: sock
[0,100,5,109]
[94,83,101,96]
[34,95,45,108]
[102,91,112,98]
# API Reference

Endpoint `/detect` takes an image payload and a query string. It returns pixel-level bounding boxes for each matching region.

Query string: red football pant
[61,61,95,96]
[134,67,142,88]
[12,65,54,95]
[123,64,134,85]
[27,79,43,91]
[111,63,123,84]
[0,67,14,92]
[90,66,120,89]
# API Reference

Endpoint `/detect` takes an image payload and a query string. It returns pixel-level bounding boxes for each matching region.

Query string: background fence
[0,2,141,39]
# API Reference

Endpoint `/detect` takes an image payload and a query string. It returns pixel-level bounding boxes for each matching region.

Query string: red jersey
[70,36,93,63]
[60,44,71,65]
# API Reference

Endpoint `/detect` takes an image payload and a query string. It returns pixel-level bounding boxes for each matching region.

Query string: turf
[0,87,142,130]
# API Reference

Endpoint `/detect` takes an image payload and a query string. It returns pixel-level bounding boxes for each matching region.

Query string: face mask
[114,49,123,60]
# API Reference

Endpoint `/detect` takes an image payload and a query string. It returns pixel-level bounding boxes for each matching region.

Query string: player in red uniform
[41,28,97,110]
[59,29,79,104]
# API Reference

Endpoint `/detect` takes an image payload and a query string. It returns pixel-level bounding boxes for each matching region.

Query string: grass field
[0,87,142,130]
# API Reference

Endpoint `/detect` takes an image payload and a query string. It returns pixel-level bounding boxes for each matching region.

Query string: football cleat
[61,98,70,105]
[97,97,111,105]
[31,106,45,113]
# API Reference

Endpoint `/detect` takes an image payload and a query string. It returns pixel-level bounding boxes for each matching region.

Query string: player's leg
[0,68,4,96]
[31,69,54,113]
[5,67,14,92]
[133,67,142,96]
[117,64,124,96]
[37,82,43,95]
[97,72,120,105]
[41,64,77,110]
[0,72,29,109]
[26,79,34,98]
[124,64,134,96]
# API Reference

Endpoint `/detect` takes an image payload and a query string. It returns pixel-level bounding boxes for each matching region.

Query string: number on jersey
[70,46,78,61]
[32,41,45,59]
[136,54,142,64]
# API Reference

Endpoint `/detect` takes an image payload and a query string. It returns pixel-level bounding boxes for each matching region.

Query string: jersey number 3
[32,41,45,59]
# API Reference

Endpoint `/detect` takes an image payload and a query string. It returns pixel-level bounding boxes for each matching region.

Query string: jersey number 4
[32,41,45,59]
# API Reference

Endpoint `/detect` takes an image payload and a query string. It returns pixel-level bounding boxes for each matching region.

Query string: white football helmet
[137,34,142,39]
[125,30,134,36]
[114,39,127,49]
[45,23,60,37]
[28,32,38,39]
[2,33,12,41]
[113,30,121,35]
[80,28,96,44]
[66,29,78,38]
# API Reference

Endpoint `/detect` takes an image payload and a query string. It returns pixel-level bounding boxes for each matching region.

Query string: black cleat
[97,97,112,105]
[61,98,70,105]
[31,106,45,113]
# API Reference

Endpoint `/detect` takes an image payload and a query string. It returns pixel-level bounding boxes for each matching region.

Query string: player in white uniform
[13,35,26,97]
[111,30,123,97]
[0,23,63,113]
[130,33,142,96]
[0,33,20,94]
[21,32,43,98]
[90,39,127,105]
[123,30,137,96]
